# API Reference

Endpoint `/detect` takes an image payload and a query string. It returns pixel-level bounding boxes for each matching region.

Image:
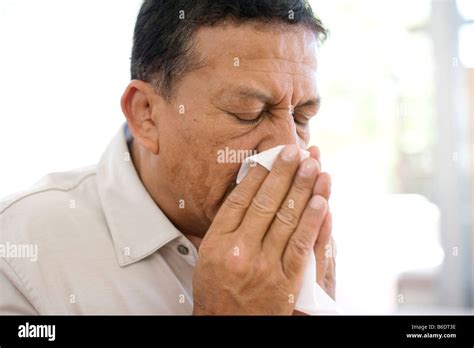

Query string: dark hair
[131,0,327,99]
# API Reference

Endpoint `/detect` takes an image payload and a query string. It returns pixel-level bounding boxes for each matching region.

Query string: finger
[262,157,320,259]
[318,234,337,300]
[282,195,327,280]
[313,172,331,200]
[315,211,332,285]
[324,255,336,300]
[307,146,321,163]
[324,236,337,300]
[212,163,268,233]
[238,144,301,244]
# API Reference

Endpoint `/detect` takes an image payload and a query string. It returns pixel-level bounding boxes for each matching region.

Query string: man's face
[154,23,320,235]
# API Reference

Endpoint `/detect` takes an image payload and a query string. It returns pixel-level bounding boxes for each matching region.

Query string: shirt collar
[96,123,183,267]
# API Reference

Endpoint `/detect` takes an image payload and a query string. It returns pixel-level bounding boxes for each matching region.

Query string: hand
[317,235,336,300]
[192,144,328,315]
[292,147,335,315]
[309,146,336,300]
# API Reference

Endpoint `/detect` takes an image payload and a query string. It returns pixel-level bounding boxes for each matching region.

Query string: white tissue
[236,145,341,315]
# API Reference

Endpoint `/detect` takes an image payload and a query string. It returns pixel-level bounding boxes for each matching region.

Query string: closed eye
[293,113,313,126]
[230,110,311,127]
[229,110,267,125]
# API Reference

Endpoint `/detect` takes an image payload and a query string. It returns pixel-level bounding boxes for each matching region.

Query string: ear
[121,80,162,155]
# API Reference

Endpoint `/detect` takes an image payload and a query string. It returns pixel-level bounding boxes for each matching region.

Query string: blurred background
[312,0,473,314]
[0,0,472,314]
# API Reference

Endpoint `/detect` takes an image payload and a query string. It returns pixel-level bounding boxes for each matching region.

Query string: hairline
[150,20,324,101]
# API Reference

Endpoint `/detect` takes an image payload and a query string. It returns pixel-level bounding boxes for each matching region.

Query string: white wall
[0,0,142,197]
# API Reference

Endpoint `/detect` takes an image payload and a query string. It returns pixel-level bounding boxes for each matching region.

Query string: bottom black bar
[0,315,473,345]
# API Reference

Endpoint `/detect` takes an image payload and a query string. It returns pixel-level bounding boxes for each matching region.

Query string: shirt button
[177,244,189,255]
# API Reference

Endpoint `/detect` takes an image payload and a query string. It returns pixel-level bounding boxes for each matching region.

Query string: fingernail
[298,158,318,177]
[310,195,325,209]
[281,145,299,162]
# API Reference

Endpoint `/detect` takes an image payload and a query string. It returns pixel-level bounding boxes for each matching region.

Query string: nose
[257,111,300,153]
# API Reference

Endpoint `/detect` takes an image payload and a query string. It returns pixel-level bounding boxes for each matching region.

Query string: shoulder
[0,165,99,244]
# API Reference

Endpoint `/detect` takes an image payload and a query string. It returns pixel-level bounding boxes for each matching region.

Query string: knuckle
[246,165,267,184]
[223,253,249,276]
[272,160,293,175]
[301,212,319,230]
[275,208,299,229]
[283,251,303,278]
[224,190,249,210]
[254,257,270,277]
[251,191,278,216]
[292,177,313,195]
[196,239,214,259]
[288,236,312,258]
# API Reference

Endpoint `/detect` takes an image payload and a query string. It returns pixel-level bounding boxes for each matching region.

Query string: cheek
[199,137,258,217]
[172,148,240,223]
[202,161,242,220]
[162,107,261,211]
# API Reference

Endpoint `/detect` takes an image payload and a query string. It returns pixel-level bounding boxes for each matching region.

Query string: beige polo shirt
[0,124,197,314]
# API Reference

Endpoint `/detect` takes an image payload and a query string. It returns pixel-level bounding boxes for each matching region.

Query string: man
[0,0,335,315]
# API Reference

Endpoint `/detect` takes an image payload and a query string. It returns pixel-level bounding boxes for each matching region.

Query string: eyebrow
[226,86,273,104]
[297,97,321,109]
[225,86,321,109]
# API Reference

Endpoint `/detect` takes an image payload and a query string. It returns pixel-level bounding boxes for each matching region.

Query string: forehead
[192,22,319,102]
[194,22,319,72]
